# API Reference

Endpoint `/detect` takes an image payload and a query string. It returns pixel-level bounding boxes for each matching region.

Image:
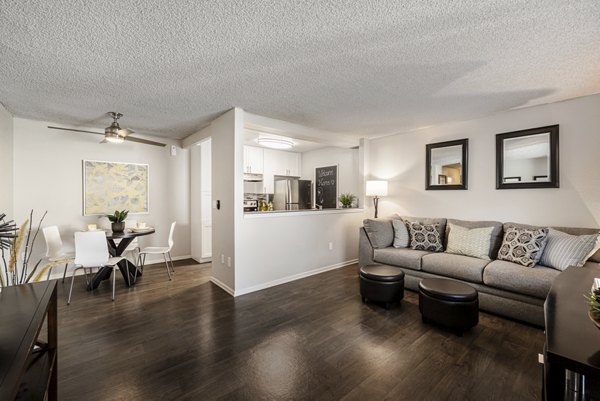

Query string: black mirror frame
[425,138,468,190]
[496,125,559,190]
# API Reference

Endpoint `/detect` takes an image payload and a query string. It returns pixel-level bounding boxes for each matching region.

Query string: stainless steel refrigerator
[273,176,312,210]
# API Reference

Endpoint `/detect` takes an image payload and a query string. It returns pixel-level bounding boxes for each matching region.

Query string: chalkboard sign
[315,165,338,209]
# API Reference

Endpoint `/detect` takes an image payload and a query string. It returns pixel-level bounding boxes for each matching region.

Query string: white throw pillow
[539,228,600,271]
[446,223,494,260]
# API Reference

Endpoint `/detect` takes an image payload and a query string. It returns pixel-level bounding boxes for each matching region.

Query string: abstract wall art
[83,160,149,215]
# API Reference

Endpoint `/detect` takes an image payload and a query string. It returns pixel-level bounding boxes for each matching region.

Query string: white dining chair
[68,231,125,304]
[137,221,176,281]
[42,226,75,283]
[122,219,140,262]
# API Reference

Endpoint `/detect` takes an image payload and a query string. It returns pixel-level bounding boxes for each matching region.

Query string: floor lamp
[366,180,388,218]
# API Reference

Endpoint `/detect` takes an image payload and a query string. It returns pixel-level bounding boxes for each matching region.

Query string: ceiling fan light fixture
[256,137,294,149]
[105,132,124,143]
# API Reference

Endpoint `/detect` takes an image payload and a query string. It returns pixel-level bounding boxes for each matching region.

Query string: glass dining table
[86,229,155,290]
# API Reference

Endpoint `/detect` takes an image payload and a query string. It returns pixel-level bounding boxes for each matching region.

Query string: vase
[111,222,125,233]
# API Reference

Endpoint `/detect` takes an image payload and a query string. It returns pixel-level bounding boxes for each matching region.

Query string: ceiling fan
[48,112,166,147]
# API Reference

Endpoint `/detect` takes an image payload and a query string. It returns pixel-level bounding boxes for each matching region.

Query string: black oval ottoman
[359,264,405,309]
[419,278,478,334]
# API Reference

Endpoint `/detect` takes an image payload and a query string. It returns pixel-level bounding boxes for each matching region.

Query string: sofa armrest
[359,227,375,268]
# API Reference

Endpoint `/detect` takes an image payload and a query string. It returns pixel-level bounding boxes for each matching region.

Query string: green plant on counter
[338,193,356,208]
[107,210,129,223]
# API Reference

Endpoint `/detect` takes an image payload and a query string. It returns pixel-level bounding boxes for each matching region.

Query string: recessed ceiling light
[256,137,294,149]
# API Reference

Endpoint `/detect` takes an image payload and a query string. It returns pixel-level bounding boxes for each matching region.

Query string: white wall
[301,147,360,207]
[209,109,241,293]
[190,135,212,262]
[12,117,191,276]
[0,104,14,216]
[370,94,600,227]
[235,211,365,294]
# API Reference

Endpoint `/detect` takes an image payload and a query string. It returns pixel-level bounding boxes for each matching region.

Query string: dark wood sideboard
[0,281,58,401]
[545,264,600,400]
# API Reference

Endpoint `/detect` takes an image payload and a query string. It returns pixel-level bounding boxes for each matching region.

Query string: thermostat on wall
[170,145,177,156]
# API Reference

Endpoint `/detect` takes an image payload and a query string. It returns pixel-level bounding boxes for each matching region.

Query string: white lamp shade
[366,180,388,197]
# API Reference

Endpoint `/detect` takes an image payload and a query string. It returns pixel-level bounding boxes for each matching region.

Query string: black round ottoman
[419,278,478,334]
[359,264,405,309]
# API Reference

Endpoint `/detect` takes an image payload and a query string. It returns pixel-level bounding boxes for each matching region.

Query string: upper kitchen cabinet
[264,149,300,176]
[243,146,264,174]
[263,149,301,193]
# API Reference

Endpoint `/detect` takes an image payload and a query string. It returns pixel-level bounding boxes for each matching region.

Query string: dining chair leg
[67,269,78,305]
[168,251,175,273]
[62,263,68,283]
[163,254,172,280]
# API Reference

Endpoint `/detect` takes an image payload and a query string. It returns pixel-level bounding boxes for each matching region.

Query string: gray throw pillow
[497,225,548,267]
[392,219,409,248]
[446,223,494,260]
[407,222,443,252]
[539,228,600,271]
[363,218,394,249]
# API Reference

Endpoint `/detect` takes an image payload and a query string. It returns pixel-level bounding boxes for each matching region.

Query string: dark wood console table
[544,264,600,400]
[0,281,58,401]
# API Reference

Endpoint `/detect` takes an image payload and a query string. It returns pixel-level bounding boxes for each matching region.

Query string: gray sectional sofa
[359,217,600,326]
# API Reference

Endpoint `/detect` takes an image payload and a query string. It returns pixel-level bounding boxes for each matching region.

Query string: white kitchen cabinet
[263,149,301,193]
[243,146,264,174]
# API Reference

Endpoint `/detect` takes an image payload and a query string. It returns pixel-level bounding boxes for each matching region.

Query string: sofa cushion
[407,222,443,252]
[400,216,447,243]
[446,223,494,260]
[539,228,600,271]
[363,218,394,249]
[373,247,430,271]
[421,253,490,283]
[483,259,560,299]
[498,225,548,267]
[392,219,410,248]
[447,219,504,259]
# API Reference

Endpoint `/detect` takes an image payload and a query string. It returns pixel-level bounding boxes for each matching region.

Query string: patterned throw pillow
[392,219,410,248]
[497,226,548,267]
[446,223,494,260]
[539,228,600,271]
[407,222,443,252]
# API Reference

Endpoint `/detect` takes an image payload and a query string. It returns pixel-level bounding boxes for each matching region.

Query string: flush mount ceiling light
[256,137,294,149]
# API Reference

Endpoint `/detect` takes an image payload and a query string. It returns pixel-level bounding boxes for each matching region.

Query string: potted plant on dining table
[107,210,128,233]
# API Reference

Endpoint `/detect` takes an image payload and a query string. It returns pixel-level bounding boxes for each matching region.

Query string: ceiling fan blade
[119,128,135,136]
[47,126,104,136]
[124,136,167,147]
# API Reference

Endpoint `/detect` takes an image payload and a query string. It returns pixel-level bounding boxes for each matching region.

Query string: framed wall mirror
[496,125,559,189]
[426,139,468,190]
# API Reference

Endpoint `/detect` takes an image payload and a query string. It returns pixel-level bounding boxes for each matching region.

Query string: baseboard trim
[233,259,358,297]
[210,276,235,296]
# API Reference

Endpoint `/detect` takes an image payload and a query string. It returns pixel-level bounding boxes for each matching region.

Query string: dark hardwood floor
[54,260,544,400]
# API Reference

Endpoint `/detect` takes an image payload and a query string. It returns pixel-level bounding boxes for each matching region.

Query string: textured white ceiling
[1,1,599,140]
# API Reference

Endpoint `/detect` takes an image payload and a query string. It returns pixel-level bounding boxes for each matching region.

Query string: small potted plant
[339,193,356,208]
[585,287,600,329]
[107,210,128,233]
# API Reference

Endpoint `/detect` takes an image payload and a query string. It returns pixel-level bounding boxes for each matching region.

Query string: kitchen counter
[244,208,365,219]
